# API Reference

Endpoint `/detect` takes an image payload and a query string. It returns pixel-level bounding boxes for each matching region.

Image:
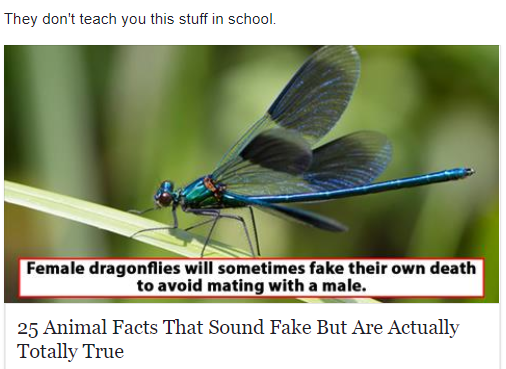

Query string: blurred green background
[4,46,498,303]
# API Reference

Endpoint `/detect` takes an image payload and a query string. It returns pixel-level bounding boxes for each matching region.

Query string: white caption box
[19,258,484,299]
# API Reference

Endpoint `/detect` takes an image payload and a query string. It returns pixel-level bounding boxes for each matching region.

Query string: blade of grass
[5,180,378,303]
[5,180,244,258]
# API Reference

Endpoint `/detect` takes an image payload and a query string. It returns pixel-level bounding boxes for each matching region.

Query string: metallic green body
[179,176,245,209]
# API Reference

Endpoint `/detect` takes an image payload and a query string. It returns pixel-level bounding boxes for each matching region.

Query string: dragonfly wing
[267,45,360,144]
[303,130,392,192]
[215,45,360,174]
[237,128,312,175]
[218,131,391,197]
[257,203,348,232]
[232,195,347,231]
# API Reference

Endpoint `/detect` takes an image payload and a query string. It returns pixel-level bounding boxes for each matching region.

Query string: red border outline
[18,257,485,299]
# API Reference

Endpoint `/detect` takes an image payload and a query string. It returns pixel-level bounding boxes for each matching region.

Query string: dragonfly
[131,45,474,256]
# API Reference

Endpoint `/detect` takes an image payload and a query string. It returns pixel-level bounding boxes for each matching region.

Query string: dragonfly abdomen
[245,168,474,204]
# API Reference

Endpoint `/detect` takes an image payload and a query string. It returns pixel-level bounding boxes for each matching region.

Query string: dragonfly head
[154,180,176,208]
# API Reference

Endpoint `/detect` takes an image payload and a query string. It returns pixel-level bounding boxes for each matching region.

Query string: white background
[0,0,503,368]
[4,303,500,368]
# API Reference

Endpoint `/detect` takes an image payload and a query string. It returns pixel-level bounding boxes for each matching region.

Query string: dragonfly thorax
[154,180,179,208]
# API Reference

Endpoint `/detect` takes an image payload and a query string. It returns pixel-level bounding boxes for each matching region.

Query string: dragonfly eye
[154,180,175,207]
[154,190,173,207]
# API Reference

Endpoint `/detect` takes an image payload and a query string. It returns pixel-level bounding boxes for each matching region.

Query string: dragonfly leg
[184,209,221,257]
[202,214,220,257]
[130,207,178,238]
[248,207,261,256]
[184,218,216,232]
[128,207,159,215]
[218,213,255,257]
[185,209,256,257]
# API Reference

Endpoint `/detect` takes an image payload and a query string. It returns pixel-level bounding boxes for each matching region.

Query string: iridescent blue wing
[217,131,392,197]
[301,131,392,193]
[214,45,360,178]
[231,194,348,231]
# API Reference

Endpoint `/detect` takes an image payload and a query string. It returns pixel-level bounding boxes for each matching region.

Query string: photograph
[4,45,499,303]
